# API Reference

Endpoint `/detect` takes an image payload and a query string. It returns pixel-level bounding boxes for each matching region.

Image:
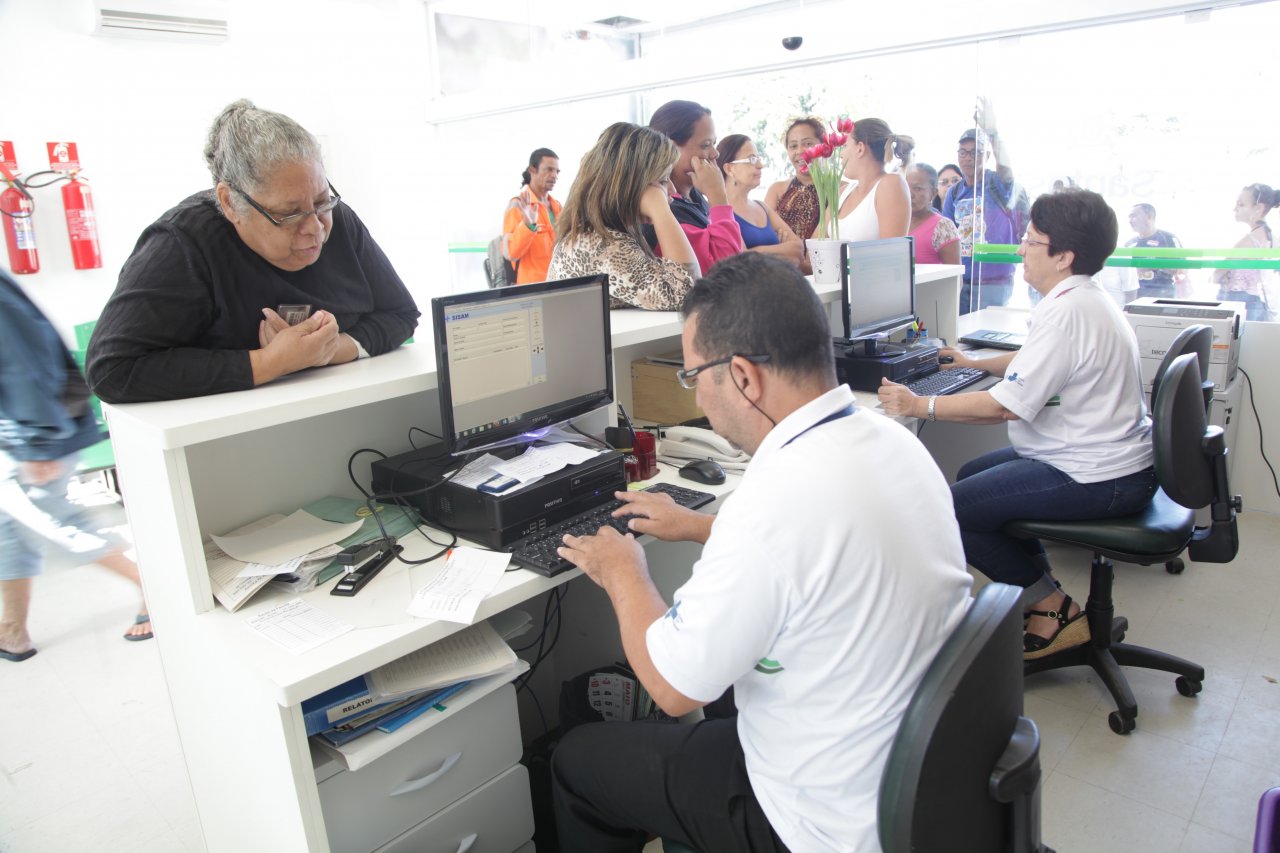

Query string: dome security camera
[782,36,803,50]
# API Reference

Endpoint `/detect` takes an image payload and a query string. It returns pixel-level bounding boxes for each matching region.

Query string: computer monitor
[841,236,916,356]
[432,275,613,455]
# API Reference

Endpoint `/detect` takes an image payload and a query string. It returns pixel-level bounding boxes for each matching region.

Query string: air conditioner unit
[93,0,229,41]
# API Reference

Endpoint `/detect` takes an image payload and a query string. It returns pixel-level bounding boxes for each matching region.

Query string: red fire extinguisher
[61,171,102,270]
[0,164,40,275]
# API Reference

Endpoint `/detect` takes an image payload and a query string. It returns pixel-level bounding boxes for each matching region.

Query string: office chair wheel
[1165,558,1184,574]
[1175,676,1202,697]
[1108,711,1136,735]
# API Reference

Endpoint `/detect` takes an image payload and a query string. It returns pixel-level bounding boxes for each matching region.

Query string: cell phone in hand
[277,304,312,326]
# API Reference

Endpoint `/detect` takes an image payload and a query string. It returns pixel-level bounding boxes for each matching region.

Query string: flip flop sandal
[124,614,154,642]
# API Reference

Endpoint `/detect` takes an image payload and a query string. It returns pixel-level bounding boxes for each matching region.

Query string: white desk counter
[102,263,962,852]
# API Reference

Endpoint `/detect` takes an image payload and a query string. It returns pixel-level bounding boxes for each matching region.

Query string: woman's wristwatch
[927,395,938,422]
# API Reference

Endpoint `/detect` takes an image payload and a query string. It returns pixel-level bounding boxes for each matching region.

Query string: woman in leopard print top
[549,123,699,311]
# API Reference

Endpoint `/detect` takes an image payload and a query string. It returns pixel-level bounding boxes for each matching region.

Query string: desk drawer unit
[319,684,523,853]
[372,764,534,853]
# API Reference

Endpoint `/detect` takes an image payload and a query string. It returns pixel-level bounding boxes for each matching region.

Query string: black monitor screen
[432,275,613,455]
[841,236,916,343]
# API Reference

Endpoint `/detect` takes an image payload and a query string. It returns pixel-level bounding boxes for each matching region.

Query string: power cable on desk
[1238,368,1280,500]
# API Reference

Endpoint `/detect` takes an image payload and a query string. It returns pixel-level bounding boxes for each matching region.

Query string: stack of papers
[303,620,523,748]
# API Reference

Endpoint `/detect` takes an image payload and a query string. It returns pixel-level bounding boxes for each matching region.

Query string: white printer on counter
[1123,297,1244,392]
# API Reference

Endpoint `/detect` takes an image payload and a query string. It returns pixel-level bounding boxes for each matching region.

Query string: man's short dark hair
[1133,202,1157,219]
[1030,189,1118,277]
[681,253,834,384]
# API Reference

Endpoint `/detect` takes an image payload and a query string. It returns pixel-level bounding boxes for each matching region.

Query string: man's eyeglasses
[728,155,763,166]
[230,182,341,228]
[676,353,772,390]
[956,147,979,160]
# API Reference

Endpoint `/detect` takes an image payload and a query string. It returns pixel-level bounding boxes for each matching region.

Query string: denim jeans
[959,275,1014,315]
[0,451,117,580]
[951,447,1156,603]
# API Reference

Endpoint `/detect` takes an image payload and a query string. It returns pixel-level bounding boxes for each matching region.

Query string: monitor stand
[844,336,905,358]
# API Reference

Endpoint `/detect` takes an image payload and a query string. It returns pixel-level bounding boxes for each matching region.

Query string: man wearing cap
[942,100,1030,314]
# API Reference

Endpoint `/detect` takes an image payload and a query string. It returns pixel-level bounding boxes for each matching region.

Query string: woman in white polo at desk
[86,99,419,404]
[879,189,1156,659]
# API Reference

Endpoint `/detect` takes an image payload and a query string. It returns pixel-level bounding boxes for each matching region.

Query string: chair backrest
[1155,352,1239,562]
[1154,353,1217,509]
[1151,323,1213,411]
[879,583,1047,853]
[1256,786,1280,853]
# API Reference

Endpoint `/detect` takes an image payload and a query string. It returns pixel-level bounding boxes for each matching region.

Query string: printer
[1123,297,1244,392]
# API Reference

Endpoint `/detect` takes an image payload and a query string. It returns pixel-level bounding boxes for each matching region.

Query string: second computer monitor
[841,236,915,355]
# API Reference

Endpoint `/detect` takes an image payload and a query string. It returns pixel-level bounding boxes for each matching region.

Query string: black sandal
[1023,594,1090,660]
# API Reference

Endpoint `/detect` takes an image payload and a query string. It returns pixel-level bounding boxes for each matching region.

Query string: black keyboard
[904,366,989,397]
[507,482,716,577]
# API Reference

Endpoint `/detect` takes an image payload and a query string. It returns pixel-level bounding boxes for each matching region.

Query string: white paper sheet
[407,546,510,624]
[366,620,518,699]
[211,509,362,566]
[243,597,354,655]
[206,515,284,612]
[235,543,344,578]
[491,444,600,482]
[448,453,540,494]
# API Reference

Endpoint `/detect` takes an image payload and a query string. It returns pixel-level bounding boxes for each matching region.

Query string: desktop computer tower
[370,444,626,550]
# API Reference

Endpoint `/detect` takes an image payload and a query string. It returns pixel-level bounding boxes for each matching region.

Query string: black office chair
[1006,353,1241,734]
[879,583,1053,853]
[1150,323,1214,574]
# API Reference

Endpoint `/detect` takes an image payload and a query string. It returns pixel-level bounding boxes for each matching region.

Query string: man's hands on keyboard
[612,488,716,545]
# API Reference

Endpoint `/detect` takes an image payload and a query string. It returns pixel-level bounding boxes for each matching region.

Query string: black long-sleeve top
[86,191,420,403]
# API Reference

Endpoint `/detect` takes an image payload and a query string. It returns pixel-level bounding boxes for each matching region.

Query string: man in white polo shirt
[552,253,973,852]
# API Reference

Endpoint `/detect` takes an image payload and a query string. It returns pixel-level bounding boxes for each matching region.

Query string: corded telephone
[658,426,751,471]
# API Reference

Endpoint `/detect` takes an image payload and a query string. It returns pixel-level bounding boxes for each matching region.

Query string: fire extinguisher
[60,171,102,270]
[0,164,39,275]
[21,168,103,271]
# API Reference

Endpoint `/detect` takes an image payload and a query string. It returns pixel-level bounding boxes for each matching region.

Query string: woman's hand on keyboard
[612,490,715,545]
[878,378,922,419]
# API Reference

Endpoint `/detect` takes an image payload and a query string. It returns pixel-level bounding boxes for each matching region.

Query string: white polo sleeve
[645,508,787,703]
[987,322,1074,422]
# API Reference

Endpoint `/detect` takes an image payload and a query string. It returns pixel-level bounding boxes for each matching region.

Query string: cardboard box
[1123,298,1244,392]
[631,357,704,424]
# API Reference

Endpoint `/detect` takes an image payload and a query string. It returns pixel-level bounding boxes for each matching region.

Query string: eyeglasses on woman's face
[230,182,341,228]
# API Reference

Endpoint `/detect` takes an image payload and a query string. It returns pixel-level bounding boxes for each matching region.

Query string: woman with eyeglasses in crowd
[86,100,419,404]
[715,134,804,267]
[647,100,744,275]
[1214,182,1278,321]
[836,118,913,241]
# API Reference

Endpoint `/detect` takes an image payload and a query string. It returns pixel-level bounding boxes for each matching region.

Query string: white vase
[806,238,842,285]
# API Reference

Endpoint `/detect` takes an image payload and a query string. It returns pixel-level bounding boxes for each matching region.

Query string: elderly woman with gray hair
[86,100,419,403]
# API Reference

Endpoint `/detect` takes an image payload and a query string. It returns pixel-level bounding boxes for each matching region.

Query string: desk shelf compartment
[316,684,523,853]
[372,764,534,853]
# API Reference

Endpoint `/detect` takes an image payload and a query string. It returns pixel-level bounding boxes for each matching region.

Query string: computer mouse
[938,355,955,365]
[679,459,726,486]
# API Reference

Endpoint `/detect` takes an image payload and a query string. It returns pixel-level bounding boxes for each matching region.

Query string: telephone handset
[658,426,751,471]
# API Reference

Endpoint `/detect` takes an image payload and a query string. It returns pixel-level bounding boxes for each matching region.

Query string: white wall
[0,0,446,342]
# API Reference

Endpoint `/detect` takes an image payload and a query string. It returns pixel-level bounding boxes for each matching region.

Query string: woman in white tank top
[836,118,913,241]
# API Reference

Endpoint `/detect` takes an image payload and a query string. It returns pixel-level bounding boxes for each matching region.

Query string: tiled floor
[2,480,1279,852]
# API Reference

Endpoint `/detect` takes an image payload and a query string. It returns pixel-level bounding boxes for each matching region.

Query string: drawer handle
[454,833,477,853]
[388,751,463,797]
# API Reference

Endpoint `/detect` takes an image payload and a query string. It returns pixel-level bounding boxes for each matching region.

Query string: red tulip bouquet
[799,117,854,240]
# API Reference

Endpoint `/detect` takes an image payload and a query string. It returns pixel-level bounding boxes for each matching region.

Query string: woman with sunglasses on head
[549,122,699,311]
[879,190,1155,660]
[86,99,419,404]
[1214,182,1278,321]
[716,134,804,266]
